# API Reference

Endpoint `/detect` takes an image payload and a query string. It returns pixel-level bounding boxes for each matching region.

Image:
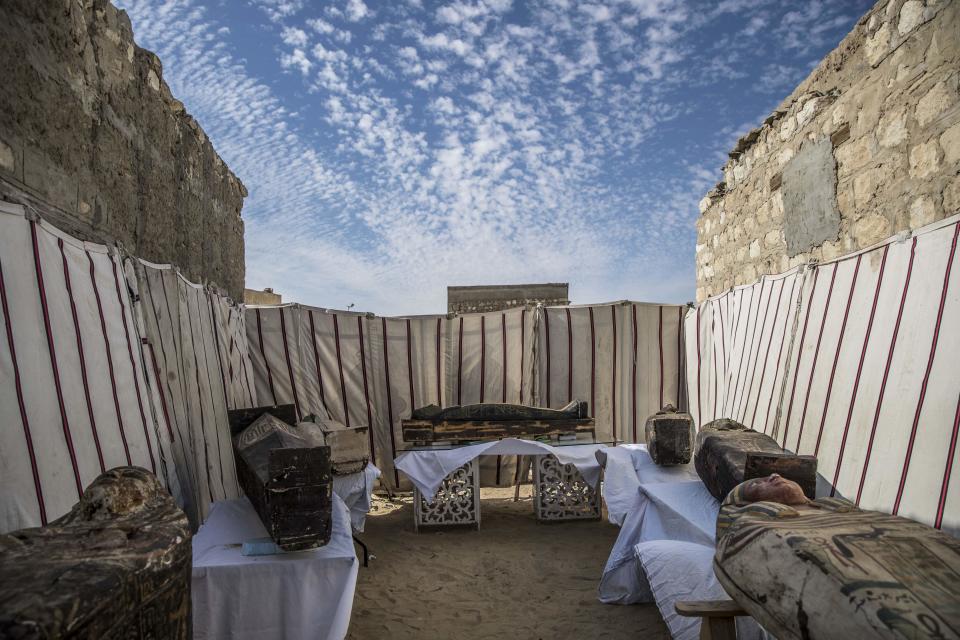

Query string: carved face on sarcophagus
[232,411,333,551]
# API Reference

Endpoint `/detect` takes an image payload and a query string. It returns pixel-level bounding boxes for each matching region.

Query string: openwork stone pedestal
[414,459,480,531]
[533,454,601,521]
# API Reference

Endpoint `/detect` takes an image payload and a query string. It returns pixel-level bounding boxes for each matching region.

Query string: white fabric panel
[539,303,687,444]
[331,463,381,532]
[134,260,249,525]
[191,494,358,640]
[0,204,164,532]
[687,215,960,533]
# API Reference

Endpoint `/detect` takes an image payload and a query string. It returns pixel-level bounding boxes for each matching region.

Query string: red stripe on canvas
[255,308,278,405]
[894,222,960,515]
[480,315,486,403]
[832,247,887,495]
[436,317,442,405]
[935,392,960,529]
[0,257,47,524]
[814,254,862,458]
[333,314,350,427]
[519,309,526,404]
[146,341,175,441]
[382,318,399,486]
[762,276,798,434]
[308,310,327,410]
[858,238,914,503]
[632,304,639,441]
[780,268,821,450]
[278,307,302,421]
[747,279,785,429]
[658,306,664,409]
[59,240,104,472]
[794,263,839,453]
[357,316,375,463]
[457,316,464,405]
[695,306,702,424]
[723,289,750,416]
[501,313,507,404]
[110,259,155,474]
[544,307,552,407]
[95,252,133,465]
[406,318,416,412]
[738,280,774,423]
[589,307,596,417]
[31,222,83,498]
[566,307,573,403]
[207,297,233,412]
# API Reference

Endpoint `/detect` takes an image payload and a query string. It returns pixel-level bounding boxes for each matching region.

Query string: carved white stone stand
[532,454,601,521]
[413,459,480,531]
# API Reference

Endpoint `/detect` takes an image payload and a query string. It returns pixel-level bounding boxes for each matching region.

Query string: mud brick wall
[695,0,958,301]
[0,0,246,300]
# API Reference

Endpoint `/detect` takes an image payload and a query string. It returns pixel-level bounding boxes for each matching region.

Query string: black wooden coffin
[644,404,695,465]
[230,407,333,551]
[0,467,191,640]
[403,400,595,443]
[694,418,817,501]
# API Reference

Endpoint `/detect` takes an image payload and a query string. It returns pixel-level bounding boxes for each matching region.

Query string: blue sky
[116,0,871,315]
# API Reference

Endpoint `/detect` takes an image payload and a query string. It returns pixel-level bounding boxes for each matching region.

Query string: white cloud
[345,0,370,22]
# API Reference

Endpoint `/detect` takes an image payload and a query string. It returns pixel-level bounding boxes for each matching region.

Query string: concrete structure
[244,288,282,305]
[447,283,569,314]
[695,0,958,301]
[0,0,247,300]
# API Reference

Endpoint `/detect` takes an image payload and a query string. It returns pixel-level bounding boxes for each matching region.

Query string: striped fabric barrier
[0,202,163,532]
[247,302,687,490]
[132,260,256,524]
[0,201,257,533]
[687,214,960,533]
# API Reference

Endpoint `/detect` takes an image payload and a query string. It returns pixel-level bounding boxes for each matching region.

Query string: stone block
[916,80,955,128]
[878,107,908,147]
[853,212,892,247]
[909,195,937,228]
[909,139,942,178]
[941,121,960,165]
[897,0,925,35]
[0,138,14,174]
[835,134,873,174]
[853,166,884,209]
[943,174,960,214]
[865,22,891,67]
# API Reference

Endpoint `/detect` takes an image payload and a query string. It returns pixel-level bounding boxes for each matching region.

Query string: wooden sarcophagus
[298,416,370,476]
[694,418,817,501]
[644,404,695,465]
[0,467,191,639]
[229,407,333,551]
[402,400,594,444]
[715,493,960,639]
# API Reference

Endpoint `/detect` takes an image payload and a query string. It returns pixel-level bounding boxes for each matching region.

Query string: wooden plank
[401,418,596,443]
[675,600,748,617]
[695,418,817,501]
[0,467,191,639]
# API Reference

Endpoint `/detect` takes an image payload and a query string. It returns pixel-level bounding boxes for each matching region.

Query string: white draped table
[395,438,609,528]
[192,493,358,640]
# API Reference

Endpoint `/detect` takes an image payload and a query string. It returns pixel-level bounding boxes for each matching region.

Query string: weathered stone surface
[898,0,926,35]
[0,0,246,299]
[878,107,909,147]
[909,195,937,228]
[940,121,960,165]
[781,138,841,256]
[915,80,954,128]
[909,139,942,178]
[298,416,371,476]
[0,467,191,639]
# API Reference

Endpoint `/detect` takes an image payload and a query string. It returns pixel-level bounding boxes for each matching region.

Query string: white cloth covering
[332,463,380,532]
[394,438,607,500]
[192,493,358,640]
[598,444,699,526]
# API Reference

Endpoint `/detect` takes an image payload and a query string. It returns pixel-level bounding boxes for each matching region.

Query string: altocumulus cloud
[116,0,869,315]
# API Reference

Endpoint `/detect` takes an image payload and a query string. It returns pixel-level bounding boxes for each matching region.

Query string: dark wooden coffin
[230,408,332,551]
[403,400,595,443]
[644,404,695,465]
[715,497,960,639]
[0,467,191,640]
[694,418,817,501]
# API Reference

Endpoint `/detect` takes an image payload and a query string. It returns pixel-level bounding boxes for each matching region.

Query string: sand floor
[347,486,670,640]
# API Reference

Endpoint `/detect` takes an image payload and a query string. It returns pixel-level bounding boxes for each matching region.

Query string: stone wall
[447,283,570,314]
[695,0,958,301]
[244,288,283,305]
[0,0,246,300]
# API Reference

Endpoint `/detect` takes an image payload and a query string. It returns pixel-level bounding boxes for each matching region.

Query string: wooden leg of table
[514,455,523,502]
[676,600,744,640]
[701,616,737,640]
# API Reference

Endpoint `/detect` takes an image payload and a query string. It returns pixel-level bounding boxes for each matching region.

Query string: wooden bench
[675,599,748,640]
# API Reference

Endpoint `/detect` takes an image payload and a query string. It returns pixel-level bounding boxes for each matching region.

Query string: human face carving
[741,473,809,505]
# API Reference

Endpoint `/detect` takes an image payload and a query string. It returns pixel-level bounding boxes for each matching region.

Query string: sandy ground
[347,486,670,640]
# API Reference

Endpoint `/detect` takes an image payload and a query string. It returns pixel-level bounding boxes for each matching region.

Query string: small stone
[897,0,924,35]
[780,116,798,141]
[908,195,937,228]
[147,69,160,91]
[853,167,884,209]
[915,81,954,128]
[909,139,941,179]
[0,139,14,173]
[835,135,873,173]
[943,175,960,214]
[796,98,821,128]
[765,229,782,247]
[699,196,712,214]
[878,108,908,147]
[940,122,960,165]
[853,213,892,247]
[865,22,890,67]
[749,239,761,259]
[695,242,706,254]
